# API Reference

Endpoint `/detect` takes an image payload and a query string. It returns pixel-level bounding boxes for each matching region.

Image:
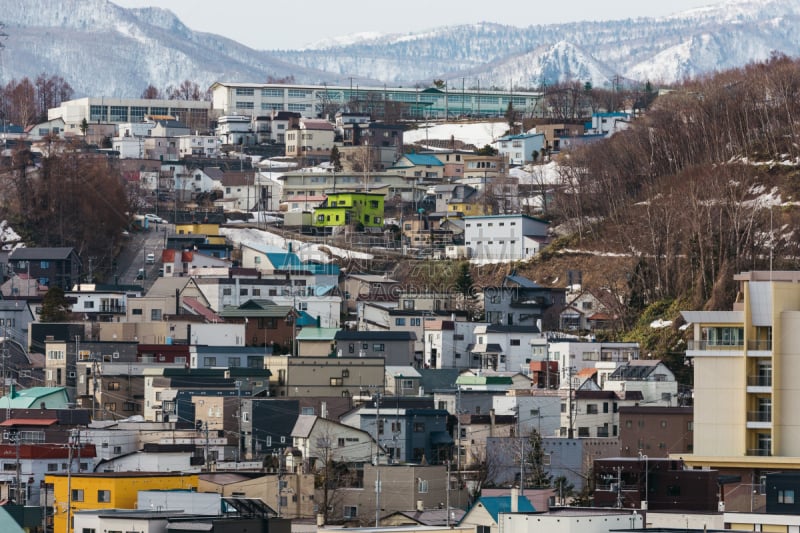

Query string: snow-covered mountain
[1,0,800,97]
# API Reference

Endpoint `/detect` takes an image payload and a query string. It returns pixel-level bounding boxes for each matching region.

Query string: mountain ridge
[1,0,800,97]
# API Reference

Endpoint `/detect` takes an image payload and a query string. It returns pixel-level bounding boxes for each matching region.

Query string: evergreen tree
[39,287,70,322]
[330,146,343,172]
[524,429,552,488]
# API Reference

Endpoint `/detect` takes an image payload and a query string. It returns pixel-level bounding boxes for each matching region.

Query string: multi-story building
[463,214,549,263]
[46,472,198,533]
[495,131,546,165]
[680,270,800,505]
[285,119,335,162]
[47,97,211,132]
[312,191,385,231]
[9,247,81,291]
[210,82,543,119]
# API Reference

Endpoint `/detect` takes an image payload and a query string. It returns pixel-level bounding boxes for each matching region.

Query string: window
[84,301,94,309]
[204,357,217,367]
[236,87,254,96]
[107,382,120,391]
[223,288,232,296]
[413,422,425,432]
[373,344,385,352]
[71,489,84,501]
[418,479,429,493]
[330,378,343,386]
[151,309,162,320]
[47,463,58,472]
[104,402,116,412]
[343,506,358,519]
[510,339,521,346]
[410,318,421,326]
[395,318,406,326]
[132,308,143,316]
[586,404,598,414]
[228,357,240,367]
[97,489,111,502]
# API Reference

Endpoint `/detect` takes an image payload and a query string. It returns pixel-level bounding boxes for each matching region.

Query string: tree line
[551,53,800,312]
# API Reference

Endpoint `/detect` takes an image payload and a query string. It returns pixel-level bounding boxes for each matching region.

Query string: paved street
[116,222,170,288]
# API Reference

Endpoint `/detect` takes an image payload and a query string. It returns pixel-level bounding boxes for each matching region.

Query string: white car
[143,214,166,224]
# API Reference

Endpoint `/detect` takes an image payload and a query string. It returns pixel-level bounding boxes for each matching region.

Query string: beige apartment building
[681,271,800,509]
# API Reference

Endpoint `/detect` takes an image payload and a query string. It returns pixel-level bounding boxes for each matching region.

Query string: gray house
[334,330,418,366]
[482,274,566,329]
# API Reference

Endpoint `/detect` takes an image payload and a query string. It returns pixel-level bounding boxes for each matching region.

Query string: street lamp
[638,451,648,510]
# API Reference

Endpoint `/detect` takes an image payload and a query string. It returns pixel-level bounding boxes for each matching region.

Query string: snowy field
[220,226,373,264]
[403,121,508,149]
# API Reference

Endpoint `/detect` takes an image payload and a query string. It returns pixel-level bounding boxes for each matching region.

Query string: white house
[290,414,378,470]
[471,324,543,372]
[495,131,546,165]
[464,214,549,263]
[424,320,486,369]
[588,112,632,136]
[177,134,221,158]
[216,115,253,145]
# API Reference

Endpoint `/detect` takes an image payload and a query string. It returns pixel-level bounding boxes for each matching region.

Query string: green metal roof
[296,328,340,341]
[0,386,70,409]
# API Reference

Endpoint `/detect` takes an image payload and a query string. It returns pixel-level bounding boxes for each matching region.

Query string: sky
[111,0,724,50]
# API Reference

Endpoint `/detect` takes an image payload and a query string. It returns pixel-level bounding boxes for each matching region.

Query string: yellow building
[46,472,198,533]
[175,222,227,245]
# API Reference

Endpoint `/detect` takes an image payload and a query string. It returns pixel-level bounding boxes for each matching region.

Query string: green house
[312,192,385,230]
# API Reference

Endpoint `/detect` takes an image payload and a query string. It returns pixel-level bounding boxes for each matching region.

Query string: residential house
[531,121,586,152]
[67,283,142,322]
[334,330,417,366]
[459,492,536,533]
[593,457,718,511]
[216,115,253,145]
[198,472,313,519]
[177,134,221,158]
[588,112,632,135]
[295,327,338,356]
[219,170,260,211]
[604,359,679,405]
[312,192,385,232]
[46,472,198,533]
[432,183,476,213]
[337,464,469,525]
[429,151,468,180]
[290,414,378,471]
[219,299,297,349]
[495,131,546,165]
[423,320,484,369]
[464,214,549,263]
[385,366,422,396]
[343,273,400,313]
[458,411,517,468]
[342,404,452,464]
[470,324,543,372]
[483,274,567,329]
[339,121,405,170]
[189,346,271,370]
[618,406,694,458]
[391,153,445,182]
[9,247,81,290]
[253,111,300,144]
[543,341,641,386]
[265,355,384,398]
[285,119,334,162]
[278,170,418,205]
[559,288,620,332]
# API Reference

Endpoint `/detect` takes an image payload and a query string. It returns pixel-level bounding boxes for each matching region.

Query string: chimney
[511,487,519,513]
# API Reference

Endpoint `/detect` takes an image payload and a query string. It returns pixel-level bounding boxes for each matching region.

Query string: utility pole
[204,422,210,469]
[66,428,78,533]
[518,405,525,494]
[445,459,451,527]
[568,366,576,439]
[235,380,242,463]
[374,393,381,527]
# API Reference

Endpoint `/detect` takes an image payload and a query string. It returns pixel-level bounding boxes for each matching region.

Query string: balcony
[747,376,772,387]
[747,448,772,457]
[747,340,772,351]
[687,340,744,350]
[747,410,772,423]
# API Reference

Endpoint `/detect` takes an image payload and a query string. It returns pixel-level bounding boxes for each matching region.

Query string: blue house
[392,153,445,181]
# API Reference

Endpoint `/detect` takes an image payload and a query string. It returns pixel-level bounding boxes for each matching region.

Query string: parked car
[136,268,146,280]
[144,214,166,224]
[146,253,155,264]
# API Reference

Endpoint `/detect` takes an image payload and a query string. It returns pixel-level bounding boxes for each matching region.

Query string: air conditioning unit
[112,352,120,359]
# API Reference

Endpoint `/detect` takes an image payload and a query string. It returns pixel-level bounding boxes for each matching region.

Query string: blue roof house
[459,493,536,533]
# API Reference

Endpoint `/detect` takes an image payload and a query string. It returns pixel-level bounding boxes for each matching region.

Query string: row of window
[72,489,111,502]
